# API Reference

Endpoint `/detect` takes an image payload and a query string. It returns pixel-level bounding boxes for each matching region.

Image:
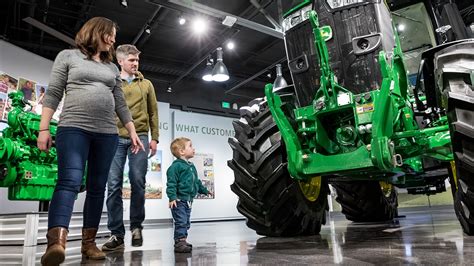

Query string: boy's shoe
[184,240,192,248]
[176,237,192,247]
[174,239,192,253]
[131,228,143,247]
[101,235,124,251]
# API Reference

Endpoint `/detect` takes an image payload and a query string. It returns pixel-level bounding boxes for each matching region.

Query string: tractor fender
[418,39,474,108]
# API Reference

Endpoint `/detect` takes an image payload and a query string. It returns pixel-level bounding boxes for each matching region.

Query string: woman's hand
[130,131,145,154]
[38,107,55,152]
[37,130,52,152]
[169,200,177,209]
[123,121,145,154]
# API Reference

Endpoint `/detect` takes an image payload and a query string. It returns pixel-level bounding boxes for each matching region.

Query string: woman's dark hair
[75,17,117,63]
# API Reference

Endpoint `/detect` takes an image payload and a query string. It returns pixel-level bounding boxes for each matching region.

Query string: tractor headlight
[326,0,366,9]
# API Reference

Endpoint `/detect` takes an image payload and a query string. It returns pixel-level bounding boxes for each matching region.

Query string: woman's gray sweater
[43,49,132,134]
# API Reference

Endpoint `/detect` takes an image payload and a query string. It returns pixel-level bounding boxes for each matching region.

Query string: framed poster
[122,149,163,199]
[190,153,215,199]
[17,78,36,102]
[0,72,18,121]
[32,84,63,120]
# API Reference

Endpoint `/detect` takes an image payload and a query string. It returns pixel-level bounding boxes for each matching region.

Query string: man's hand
[149,139,158,157]
[169,200,177,209]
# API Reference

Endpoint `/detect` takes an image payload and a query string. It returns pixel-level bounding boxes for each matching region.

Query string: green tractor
[228,0,474,236]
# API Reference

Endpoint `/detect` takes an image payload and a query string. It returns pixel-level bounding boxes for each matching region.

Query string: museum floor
[1,205,473,265]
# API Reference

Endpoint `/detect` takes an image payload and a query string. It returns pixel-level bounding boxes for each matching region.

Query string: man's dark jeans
[171,200,192,240]
[48,127,118,229]
[106,135,149,238]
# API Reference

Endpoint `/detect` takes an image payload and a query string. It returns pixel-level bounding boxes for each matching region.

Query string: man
[102,44,159,250]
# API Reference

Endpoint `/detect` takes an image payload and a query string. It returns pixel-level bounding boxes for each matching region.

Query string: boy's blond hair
[170,137,191,158]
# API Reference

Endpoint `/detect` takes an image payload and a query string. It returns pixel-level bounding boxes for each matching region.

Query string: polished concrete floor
[1,205,474,265]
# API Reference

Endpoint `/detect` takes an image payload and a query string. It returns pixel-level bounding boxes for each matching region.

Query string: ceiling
[1,0,472,117]
[2,0,302,116]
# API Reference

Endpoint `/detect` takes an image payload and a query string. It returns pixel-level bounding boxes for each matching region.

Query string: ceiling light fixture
[222,16,237,27]
[144,25,151,34]
[202,57,214,81]
[397,24,405,32]
[167,84,172,93]
[192,18,207,34]
[120,0,128,8]
[212,47,230,82]
[226,41,235,50]
[179,16,186,25]
[273,64,288,91]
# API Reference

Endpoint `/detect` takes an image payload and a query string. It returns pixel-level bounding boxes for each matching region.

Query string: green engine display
[0,91,59,201]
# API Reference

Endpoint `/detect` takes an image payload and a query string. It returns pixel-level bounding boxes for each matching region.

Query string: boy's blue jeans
[47,127,118,229]
[106,135,149,238]
[171,200,192,240]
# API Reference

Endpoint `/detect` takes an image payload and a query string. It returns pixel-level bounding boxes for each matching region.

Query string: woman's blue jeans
[47,127,118,229]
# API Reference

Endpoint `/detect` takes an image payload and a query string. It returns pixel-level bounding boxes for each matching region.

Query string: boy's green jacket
[166,159,209,202]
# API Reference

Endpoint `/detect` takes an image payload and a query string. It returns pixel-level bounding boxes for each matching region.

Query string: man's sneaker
[101,235,124,251]
[174,239,192,253]
[131,228,143,247]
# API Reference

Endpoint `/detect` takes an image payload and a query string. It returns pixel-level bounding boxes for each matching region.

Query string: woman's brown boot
[41,227,68,266]
[81,228,106,260]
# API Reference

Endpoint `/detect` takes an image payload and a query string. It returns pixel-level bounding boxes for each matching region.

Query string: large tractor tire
[332,181,398,222]
[228,98,329,236]
[437,41,474,235]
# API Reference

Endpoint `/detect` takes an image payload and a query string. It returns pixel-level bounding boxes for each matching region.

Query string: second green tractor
[228,0,474,236]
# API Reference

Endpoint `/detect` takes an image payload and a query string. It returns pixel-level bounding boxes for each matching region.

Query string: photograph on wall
[17,78,37,102]
[35,84,47,105]
[122,149,163,199]
[0,72,19,121]
[0,74,9,94]
[190,153,215,199]
[0,93,7,120]
[2,100,11,121]
[31,84,64,120]
[0,72,18,94]
[33,84,47,114]
[52,98,64,121]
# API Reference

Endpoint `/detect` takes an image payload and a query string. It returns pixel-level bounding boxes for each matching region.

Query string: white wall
[0,40,243,221]
[0,40,53,85]
[170,111,241,220]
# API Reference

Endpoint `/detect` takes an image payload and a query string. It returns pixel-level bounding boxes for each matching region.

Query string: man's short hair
[170,137,191,158]
[116,44,141,60]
